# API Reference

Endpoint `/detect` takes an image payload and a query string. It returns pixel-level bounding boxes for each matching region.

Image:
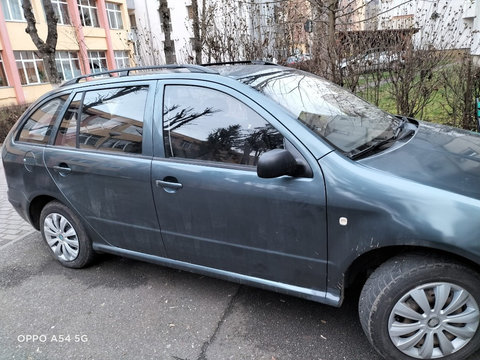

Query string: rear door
[44,81,166,256]
[151,80,328,290]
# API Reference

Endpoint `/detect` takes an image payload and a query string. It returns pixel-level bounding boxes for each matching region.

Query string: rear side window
[55,86,148,154]
[163,85,284,166]
[17,96,67,144]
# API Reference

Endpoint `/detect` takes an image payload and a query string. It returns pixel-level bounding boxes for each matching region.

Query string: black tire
[359,254,480,360]
[40,201,95,268]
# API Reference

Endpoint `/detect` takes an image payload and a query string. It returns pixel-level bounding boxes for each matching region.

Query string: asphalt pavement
[0,230,383,360]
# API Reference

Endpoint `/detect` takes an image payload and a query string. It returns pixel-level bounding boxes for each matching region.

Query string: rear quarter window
[55,85,148,154]
[17,96,67,144]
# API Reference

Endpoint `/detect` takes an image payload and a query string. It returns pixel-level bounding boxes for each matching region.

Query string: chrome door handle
[156,180,183,189]
[53,164,72,175]
[156,178,183,193]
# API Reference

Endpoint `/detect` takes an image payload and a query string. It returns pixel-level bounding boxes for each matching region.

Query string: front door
[152,82,327,290]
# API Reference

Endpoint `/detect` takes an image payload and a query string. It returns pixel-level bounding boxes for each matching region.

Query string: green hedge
[0,104,29,144]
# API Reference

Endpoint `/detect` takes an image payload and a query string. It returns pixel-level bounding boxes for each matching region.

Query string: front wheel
[40,201,95,268]
[359,254,480,360]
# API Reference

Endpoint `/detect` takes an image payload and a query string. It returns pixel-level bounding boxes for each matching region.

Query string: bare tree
[190,0,202,64]
[21,0,60,84]
[159,0,176,64]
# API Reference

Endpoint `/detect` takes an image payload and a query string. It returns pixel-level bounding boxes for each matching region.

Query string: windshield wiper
[393,116,408,138]
[348,117,416,160]
[348,136,397,159]
[394,116,416,141]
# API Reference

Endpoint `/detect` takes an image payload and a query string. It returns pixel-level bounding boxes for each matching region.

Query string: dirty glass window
[18,95,67,144]
[240,68,398,155]
[63,86,148,154]
[55,92,82,147]
[163,85,284,166]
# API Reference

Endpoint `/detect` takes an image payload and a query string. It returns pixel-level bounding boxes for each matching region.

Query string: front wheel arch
[344,246,480,291]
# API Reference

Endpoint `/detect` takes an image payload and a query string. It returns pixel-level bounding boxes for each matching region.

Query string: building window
[114,51,129,69]
[78,0,99,27]
[51,0,70,25]
[55,51,81,80]
[88,51,107,73]
[14,51,48,85]
[0,54,8,87]
[106,2,123,29]
[1,0,24,21]
[129,13,136,28]
[186,5,194,20]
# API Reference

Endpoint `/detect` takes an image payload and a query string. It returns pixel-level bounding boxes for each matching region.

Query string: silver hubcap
[388,282,480,359]
[43,213,79,262]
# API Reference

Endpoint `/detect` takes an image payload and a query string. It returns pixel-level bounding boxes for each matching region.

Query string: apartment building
[128,0,285,66]
[377,0,480,64]
[0,0,133,105]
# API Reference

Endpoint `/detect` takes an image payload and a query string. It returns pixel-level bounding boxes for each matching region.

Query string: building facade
[0,0,133,105]
[128,0,287,66]
[377,0,480,64]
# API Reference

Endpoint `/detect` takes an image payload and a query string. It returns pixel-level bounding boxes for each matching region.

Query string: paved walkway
[0,153,35,248]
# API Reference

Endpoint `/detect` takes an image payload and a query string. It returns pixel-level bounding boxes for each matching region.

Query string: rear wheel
[40,201,95,268]
[359,254,480,359]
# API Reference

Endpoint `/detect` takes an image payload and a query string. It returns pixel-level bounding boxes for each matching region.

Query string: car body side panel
[320,151,480,295]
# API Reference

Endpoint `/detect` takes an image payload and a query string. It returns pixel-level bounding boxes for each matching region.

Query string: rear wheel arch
[29,195,58,230]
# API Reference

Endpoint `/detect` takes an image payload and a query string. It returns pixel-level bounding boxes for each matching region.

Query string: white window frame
[1,0,25,21]
[55,51,81,80]
[114,51,129,69]
[106,2,123,29]
[78,0,99,27]
[51,0,70,25]
[0,53,9,87]
[88,51,108,73]
[15,51,48,85]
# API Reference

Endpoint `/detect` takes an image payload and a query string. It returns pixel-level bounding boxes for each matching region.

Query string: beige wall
[1,0,132,105]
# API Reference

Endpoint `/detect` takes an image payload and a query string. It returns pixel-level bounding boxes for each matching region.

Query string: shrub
[0,104,29,144]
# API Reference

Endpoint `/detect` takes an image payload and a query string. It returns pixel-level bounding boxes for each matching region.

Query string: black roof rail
[201,60,278,67]
[60,64,219,87]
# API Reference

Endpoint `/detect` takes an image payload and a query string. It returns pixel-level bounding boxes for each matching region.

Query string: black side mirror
[257,149,297,178]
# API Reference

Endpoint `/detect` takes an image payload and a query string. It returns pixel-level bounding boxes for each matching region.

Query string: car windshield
[238,68,398,156]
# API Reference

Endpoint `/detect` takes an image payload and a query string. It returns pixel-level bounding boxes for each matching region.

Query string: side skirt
[93,243,341,307]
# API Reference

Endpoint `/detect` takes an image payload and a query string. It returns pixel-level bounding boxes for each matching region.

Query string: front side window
[51,0,70,25]
[55,86,148,154]
[0,53,8,87]
[55,51,81,80]
[14,51,48,85]
[1,0,24,21]
[88,51,107,73]
[163,85,284,166]
[106,2,123,29]
[78,0,99,27]
[18,96,67,144]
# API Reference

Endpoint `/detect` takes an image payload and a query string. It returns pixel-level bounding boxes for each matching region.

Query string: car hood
[360,121,480,199]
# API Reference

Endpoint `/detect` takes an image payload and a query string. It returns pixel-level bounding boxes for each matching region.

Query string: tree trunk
[159,0,176,64]
[191,0,202,64]
[22,0,60,84]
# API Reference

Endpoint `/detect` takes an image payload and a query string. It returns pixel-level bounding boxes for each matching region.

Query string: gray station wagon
[2,62,480,360]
